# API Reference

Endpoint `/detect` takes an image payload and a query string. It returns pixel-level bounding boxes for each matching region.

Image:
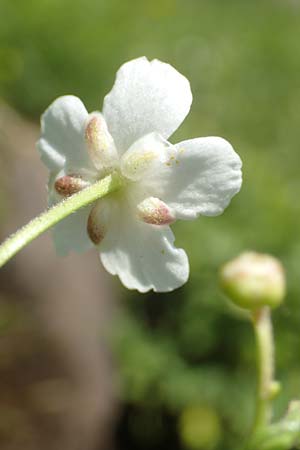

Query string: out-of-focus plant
[179,405,222,450]
[220,251,300,450]
[248,401,300,450]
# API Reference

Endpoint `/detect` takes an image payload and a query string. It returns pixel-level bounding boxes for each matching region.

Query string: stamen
[87,205,106,245]
[137,197,175,225]
[120,133,169,182]
[121,150,157,181]
[85,112,117,170]
[54,175,89,197]
[85,114,103,153]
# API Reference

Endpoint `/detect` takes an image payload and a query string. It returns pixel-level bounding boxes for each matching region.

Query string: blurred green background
[1,0,300,449]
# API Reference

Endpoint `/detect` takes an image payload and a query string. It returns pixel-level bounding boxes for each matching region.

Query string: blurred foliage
[1,0,300,449]
[179,405,222,449]
[247,401,300,450]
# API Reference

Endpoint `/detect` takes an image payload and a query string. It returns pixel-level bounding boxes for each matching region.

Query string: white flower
[37,57,242,293]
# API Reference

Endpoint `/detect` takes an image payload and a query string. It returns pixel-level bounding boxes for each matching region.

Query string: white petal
[143,137,242,219]
[37,95,94,174]
[99,198,189,292]
[103,57,192,153]
[52,206,93,256]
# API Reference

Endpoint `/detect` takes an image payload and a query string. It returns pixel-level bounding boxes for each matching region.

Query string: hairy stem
[0,172,122,267]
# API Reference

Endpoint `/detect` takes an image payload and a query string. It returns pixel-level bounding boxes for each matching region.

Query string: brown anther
[87,207,106,245]
[54,175,88,197]
[137,197,175,226]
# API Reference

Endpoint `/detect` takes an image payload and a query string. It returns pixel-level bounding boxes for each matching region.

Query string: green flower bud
[220,252,285,310]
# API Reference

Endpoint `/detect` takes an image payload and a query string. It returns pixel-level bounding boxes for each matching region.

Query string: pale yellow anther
[121,150,158,181]
[85,112,117,171]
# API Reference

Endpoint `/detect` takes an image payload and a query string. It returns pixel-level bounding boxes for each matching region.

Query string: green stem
[252,307,276,433]
[0,172,123,268]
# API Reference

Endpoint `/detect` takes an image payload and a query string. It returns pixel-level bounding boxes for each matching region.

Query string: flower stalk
[0,172,123,268]
[251,307,276,433]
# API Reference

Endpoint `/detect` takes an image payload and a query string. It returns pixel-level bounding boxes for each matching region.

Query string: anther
[85,112,117,170]
[137,197,175,225]
[87,205,106,245]
[54,175,89,197]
